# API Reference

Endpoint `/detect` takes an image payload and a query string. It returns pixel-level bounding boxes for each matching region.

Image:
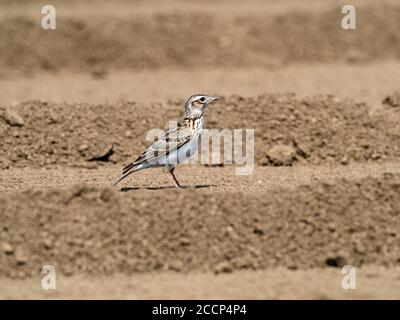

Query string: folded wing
[122,124,193,174]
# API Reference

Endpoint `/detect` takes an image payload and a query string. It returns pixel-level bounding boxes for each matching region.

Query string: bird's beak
[203,96,221,109]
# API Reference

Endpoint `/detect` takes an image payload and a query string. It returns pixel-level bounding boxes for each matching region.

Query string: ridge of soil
[1,173,399,278]
[1,94,399,169]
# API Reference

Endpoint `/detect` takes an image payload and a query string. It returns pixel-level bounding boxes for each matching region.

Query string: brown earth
[2,62,400,108]
[2,267,400,299]
[1,0,400,300]
[2,163,400,193]
[2,163,400,299]
[1,169,400,279]
[1,94,400,170]
[1,1,400,76]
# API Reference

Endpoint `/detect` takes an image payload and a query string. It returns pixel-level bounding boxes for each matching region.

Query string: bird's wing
[122,124,193,173]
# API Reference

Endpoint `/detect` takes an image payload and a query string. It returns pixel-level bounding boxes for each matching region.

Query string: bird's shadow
[120,184,214,192]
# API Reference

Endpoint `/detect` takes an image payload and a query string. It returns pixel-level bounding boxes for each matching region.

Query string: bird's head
[184,94,220,117]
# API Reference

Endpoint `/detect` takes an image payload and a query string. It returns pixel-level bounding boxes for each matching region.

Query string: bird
[112,94,220,188]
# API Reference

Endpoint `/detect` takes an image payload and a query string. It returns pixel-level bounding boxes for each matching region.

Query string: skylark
[112,94,220,188]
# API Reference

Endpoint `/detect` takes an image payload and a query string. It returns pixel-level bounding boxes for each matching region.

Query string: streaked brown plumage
[113,94,220,188]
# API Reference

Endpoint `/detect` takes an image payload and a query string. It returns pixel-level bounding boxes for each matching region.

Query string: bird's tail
[112,163,139,187]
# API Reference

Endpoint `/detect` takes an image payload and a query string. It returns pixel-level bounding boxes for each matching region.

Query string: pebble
[2,242,14,254]
[15,246,28,264]
[213,261,233,274]
[265,144,297,166]
[3,107,24,127]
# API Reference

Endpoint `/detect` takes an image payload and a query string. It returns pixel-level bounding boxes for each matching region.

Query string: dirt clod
[264,145,297,166]
[325,256,348,268]
[383,92,400,108]
[214,262,234,274]
[1,107,24,127]
[15,247,28,265]
[2,242,14,254]
[88,144,115,162]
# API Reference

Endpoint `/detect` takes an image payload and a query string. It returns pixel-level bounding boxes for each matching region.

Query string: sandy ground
[2,0,392,18]
[2,267,400,300]
[1,164,400,300]
[1,163,400,300]
[1,0,400,300]
[1,62,400,107]
[1,163,400,193]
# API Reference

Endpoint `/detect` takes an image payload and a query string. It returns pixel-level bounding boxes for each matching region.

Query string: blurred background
[1,0,400,105]
[1,0,400,300]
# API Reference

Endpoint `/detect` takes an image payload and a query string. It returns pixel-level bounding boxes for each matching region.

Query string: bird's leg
[165,168,182,188]
[170,169,182,188]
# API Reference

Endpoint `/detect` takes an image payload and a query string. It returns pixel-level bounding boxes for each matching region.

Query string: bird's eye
[199,97,206,103]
